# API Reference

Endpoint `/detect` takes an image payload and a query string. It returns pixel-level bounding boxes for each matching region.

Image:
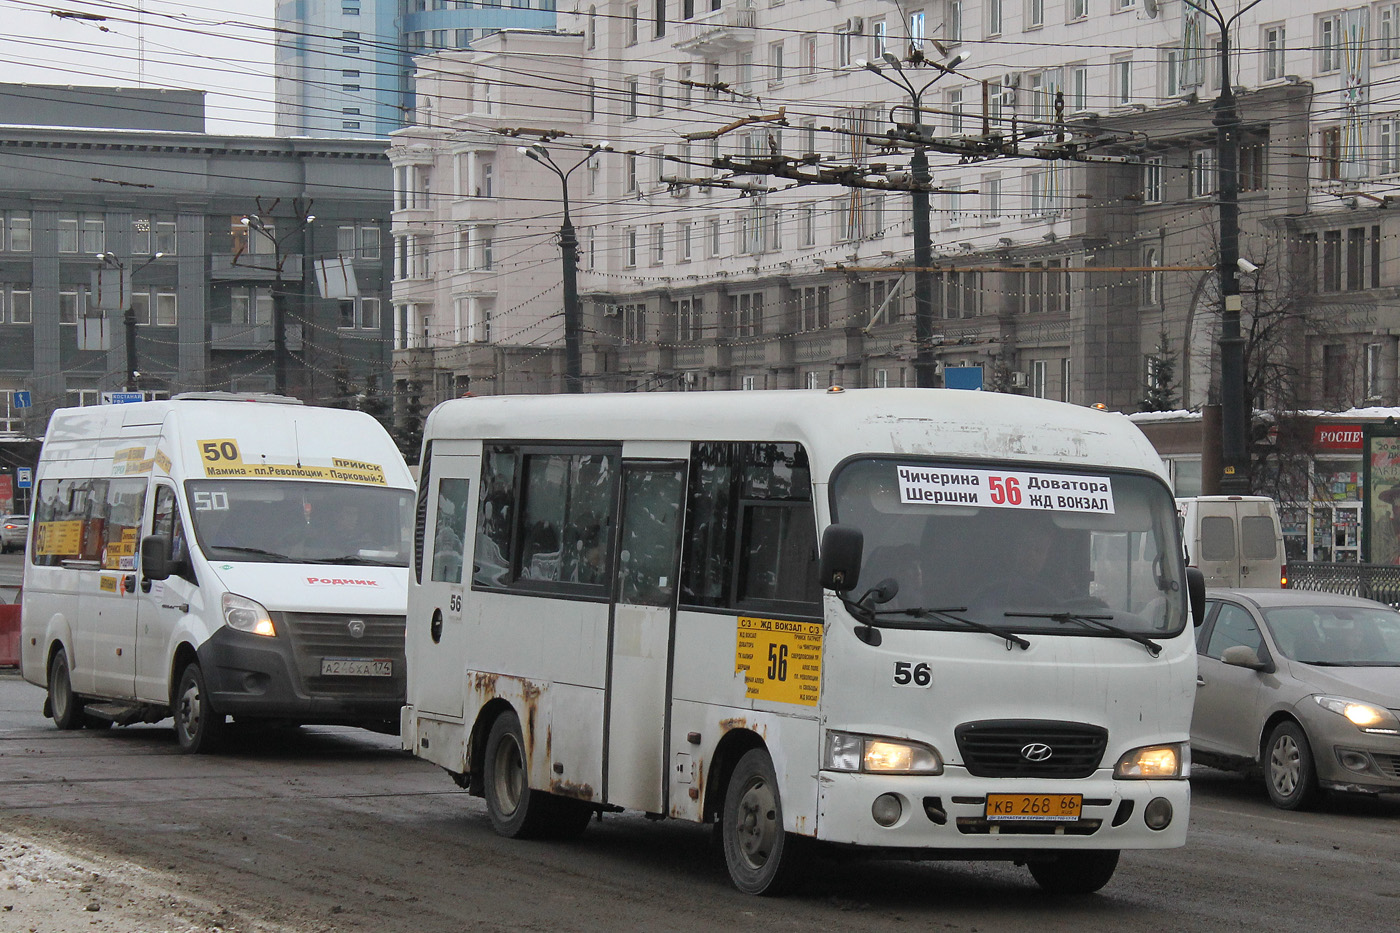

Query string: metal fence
[1287,561,1400,606]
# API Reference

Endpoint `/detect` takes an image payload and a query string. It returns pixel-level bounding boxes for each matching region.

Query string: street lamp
[1186,0,1263,494]
[861,50,969,389]
[518,141,609,394]
[96,251,164,392]
[241,208,315,397]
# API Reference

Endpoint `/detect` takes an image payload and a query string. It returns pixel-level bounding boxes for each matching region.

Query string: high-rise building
[274,0,559,138]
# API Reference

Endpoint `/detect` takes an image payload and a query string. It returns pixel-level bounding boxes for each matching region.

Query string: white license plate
[320,658,392,677]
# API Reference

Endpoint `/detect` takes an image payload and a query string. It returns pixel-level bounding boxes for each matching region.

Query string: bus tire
[173,662,225,754]
[1027,850,1120,894]
[1264,720,1322,811]
[48,648,86,731]
[483,710,552,839]
[721,748,807,896]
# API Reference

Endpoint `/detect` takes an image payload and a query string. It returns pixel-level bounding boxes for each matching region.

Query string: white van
[20,393,416,752]
[1175,495,1285,588]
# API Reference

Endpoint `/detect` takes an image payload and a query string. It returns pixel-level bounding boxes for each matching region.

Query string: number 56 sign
[734,616,822,706]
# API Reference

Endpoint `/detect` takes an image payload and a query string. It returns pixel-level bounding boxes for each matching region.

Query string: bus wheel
[483,710,551,839]
[174,662,225,754]
[721,748,807,896]
[1027,850,1120,894]
[48,648,86,730]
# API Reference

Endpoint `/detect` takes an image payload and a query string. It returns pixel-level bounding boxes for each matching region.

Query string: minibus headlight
[222,593,277,637]
[1115,742,1189,779]
[823,731,943,774]
[1315,696,1400,735]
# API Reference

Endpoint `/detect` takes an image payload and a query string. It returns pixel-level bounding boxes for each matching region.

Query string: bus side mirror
[820,525,863,593]
[1187,566,1206,627]
[141,534,172,581]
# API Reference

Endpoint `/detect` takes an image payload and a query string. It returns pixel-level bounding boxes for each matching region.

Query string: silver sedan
[1192,588,1400,810]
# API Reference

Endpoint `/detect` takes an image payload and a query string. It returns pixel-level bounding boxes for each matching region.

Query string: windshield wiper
[305,554,401,566]
[1005,611,1162,657]
[208,545,294,562]
[877,606,1032,650]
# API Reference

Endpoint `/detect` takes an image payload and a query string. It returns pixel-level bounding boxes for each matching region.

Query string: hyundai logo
[348,619,366,639]
[1021,742,1054,762]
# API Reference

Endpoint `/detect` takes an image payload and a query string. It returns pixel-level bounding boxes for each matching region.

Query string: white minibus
[21,393,416,752]
[402,388,1204,895]
[1176,495,1286,588]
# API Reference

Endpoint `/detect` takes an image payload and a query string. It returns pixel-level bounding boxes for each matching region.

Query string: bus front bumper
[815,770,1189,851]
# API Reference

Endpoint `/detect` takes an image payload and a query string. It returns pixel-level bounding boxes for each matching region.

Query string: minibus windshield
[186,480,414,566]
[831,458,1187,638]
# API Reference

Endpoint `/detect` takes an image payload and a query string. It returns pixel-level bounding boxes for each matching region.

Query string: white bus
[22,394,416,752]
[402,388,1203,895]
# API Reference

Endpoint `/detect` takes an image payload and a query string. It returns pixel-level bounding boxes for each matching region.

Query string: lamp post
[1187,0,1262,494]
[96,251,164,392]
[241,207,315,397]
[519,141,608,394]
[862,49,968,389]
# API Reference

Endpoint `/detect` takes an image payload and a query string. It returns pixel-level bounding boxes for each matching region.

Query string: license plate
[985,793,1082,822]
[320,658,392,677]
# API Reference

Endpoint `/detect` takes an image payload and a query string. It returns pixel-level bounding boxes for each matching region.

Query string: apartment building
[387,1,1400,415]
[275,0,559,137]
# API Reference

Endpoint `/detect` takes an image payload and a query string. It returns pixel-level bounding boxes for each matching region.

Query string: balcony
[210,323,304,351]
[673,6,758,55]
[211,253,303,282]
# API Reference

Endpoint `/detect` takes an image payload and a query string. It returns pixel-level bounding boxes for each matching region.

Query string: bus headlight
[824,731,943,774]
[222,593,277,637]
[1315,696,1400,735]
[1114,742,1189,779]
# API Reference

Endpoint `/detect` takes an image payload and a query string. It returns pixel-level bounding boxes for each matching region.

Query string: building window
[1061,358,1071,401]
[2,211,31,252]
[1240,137,1267,191]
[1322,344,1347,400]
[1383,5,1400,62]
[625,228,638,267]
[1142,156,1163,203]
[1318,14,1342,73]
[1191,148,1217,198]
[1366,342,1385,399]
[678,296,703,341]
[679,221,693,262]
[769,40,785,85]
[1319,126,1342,181]
[10,289,31,324]
[985,0,1002,38]
[799,286,830,331]
[734,292,763,337]
[1068,0,1086,22]
[625,77,639,119]
[1031,359,1048,398]
[1161,46,1181,99]
[708,218,722,257]
[626,3,639,46]
[623,302,646,343]
[1112,55,1132,105]
[650,223,665,264]
[801,33,818,79]
[1263,24,1286,81]
[1322,230,1342,291]
[1143,246,1161,305]
[1026,0,1043,30]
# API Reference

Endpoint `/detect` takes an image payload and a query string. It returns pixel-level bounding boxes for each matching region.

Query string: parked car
[0,514,27,553]
[1192,588,1400,810]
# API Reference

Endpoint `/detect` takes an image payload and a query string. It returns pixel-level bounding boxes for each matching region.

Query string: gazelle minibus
[402,388,1203,895]
[22,393,416,752]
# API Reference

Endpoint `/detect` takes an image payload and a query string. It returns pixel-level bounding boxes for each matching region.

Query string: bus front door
[605,462,686,813]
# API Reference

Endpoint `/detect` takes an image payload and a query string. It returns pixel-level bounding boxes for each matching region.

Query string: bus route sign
[735,616,822,706]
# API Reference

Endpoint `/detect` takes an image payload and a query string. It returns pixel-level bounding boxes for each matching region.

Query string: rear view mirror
[140,534,172,581]
[820,525,864,593]
[1187,567,1206,627]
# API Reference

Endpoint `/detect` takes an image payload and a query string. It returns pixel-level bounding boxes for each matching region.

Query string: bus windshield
[185,480,414,566]
[831,458,1187,638]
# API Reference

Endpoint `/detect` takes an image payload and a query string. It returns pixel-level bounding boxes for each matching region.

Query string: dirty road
[1,673,1397,933]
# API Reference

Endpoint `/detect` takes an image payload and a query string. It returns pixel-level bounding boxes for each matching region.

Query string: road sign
[102,392,145,404]
[16,468,31,489]
[12,391,30,409]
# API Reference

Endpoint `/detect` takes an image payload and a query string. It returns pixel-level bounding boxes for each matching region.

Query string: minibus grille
[276,612,407,698]
[954,720,1108,778]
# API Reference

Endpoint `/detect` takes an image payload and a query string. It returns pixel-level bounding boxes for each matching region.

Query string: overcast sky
[0,1,277,135]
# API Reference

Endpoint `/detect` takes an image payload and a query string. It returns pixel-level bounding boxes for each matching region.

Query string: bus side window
[431,478,471,584]
[474,448,517,587]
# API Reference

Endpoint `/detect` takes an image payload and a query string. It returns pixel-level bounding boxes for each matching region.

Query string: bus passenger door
[605,461,686,813]
[414,453,479,719]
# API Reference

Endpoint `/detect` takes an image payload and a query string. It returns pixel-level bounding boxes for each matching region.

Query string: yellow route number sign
[735,616,822,706]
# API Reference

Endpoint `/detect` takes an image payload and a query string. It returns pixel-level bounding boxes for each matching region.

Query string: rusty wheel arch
[467,698,516,797]
[702,728,767,824]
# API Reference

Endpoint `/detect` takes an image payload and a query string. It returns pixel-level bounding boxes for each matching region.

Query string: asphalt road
[1,667,1397,933]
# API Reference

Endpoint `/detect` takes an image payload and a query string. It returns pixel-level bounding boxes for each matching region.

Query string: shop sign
[1316,424,1364,451]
